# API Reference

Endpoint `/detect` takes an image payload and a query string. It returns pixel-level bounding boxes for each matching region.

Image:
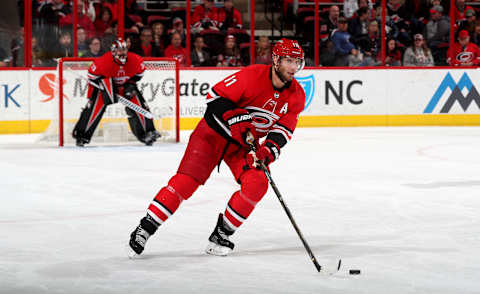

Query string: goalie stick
[246,133,341,274]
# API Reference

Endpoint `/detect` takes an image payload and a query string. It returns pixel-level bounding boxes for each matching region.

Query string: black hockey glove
[124,82,137,99]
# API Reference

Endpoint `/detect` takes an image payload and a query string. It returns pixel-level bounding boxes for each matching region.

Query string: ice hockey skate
[127,214,158,258]
[143,130,161,146]
[205,214,235,256]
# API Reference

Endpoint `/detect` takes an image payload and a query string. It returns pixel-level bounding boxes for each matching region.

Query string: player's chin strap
[245,132,342,274]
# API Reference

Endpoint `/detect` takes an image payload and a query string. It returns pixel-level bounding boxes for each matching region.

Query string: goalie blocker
[72,77,160,146]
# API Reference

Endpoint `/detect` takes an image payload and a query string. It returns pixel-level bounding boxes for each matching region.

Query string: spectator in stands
[11,27,24,67]
[471,20,480,47]
[31,37,44,67]
[169,18,187,47]
[192,0,220,33]
[59,1,95,38]
[386,0,415,46]
[454,0,474,24]
[403,34,434,66]
[38,0,71,25]
[133,27,163,57]
[319,40,336,66]
[77,27,89,57]
[354,0,375,21]
[191,35,212,67]
[165,32,187,66]
[255,36,272,65]
[447,29,480,66]
[344,0,359,19]
[331,17,359,66]
[458,9,476,37]
[217,0,243,31]
[385,38,403,66]
[357,20,381,66]
[424,5,450,64]
[217,34,242,67]
[84,37,104,57]
[94,7,115,37]
[320,5,340,44]
[152,21,168,51]
[349,7,369,44]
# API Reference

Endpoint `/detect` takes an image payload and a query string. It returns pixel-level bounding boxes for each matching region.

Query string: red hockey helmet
[111,38,128,65]
[272,38,305,71]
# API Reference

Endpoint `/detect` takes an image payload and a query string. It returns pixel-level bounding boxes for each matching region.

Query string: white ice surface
[1,127,480,294]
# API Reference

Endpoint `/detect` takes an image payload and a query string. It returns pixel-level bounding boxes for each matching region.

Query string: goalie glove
[123,82,137,99]
[223,108,255,148]
[246,140,280,168]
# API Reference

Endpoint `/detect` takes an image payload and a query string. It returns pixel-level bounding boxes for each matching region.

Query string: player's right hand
[223,108,255,148]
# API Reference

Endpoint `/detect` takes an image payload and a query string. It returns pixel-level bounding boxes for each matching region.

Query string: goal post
[52,57,180,146]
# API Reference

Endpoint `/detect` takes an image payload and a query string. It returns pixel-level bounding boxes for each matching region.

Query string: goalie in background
[72,38,161,146]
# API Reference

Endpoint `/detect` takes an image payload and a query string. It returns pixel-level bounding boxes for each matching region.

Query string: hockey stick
[246,133,341,274]
[69,71,154,119]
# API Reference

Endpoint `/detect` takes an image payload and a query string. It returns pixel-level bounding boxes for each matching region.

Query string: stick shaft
[261,165,322,272]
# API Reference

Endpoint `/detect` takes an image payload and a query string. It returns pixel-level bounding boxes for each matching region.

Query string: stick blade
[318,259,342,275]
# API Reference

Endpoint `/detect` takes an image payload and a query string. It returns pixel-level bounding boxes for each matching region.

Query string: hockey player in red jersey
[447,30,480,66]
[72,38,160,146]
[128,38,306,256]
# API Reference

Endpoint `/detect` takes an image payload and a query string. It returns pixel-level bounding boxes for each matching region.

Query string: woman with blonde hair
[403,34,434,66]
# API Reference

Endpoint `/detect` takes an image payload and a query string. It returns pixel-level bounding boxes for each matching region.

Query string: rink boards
[1,67,480,134]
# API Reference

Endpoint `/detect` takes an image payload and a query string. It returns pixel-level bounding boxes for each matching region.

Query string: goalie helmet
[272,38,305,72]
[111,38,128,65]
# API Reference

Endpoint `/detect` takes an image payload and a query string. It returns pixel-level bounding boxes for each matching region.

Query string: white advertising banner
[1,67,480,133]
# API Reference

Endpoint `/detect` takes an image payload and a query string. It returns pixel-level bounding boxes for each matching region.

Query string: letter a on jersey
[280,103,288,114]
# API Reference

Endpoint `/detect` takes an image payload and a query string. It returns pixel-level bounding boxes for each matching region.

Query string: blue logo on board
[424,72,480,113]
[296,75,315,111]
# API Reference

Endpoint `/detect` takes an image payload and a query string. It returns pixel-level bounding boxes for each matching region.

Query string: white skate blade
[205,241,232,256]
[125,244,141,259]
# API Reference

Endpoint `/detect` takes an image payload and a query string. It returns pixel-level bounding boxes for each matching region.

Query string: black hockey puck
[349,269,361,275]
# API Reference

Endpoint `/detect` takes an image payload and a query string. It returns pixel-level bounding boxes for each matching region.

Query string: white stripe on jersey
[147,210,164,224]
[271,123,293,141]
[213,114,232,137]
[227,205,246,222]
[88,73,102,80]
[151,201,172,218]
[223,214,239,230]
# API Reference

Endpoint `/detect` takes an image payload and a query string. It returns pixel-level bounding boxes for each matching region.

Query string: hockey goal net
[41,57,179,146]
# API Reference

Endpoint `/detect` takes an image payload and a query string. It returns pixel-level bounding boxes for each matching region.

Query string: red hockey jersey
[87,51,145,86]
[447,42,480,66]
[205,64,306,147]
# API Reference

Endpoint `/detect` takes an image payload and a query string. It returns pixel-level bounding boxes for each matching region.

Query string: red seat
[128,14,142,24]
[147,15,169,25]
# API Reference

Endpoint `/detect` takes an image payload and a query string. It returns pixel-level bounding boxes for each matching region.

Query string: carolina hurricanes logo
[245,106,279,134]
[39,73,67,102]
[457,51,474,63]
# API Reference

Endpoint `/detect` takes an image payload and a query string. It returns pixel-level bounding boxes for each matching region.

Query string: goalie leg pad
[126,92,157,144]
[72,94,107,144]
[146,173,200,224]
[223,169,268,230]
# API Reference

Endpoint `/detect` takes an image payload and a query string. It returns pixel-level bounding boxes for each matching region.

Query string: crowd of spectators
[2,0,480,68]
[303,0,480,66]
